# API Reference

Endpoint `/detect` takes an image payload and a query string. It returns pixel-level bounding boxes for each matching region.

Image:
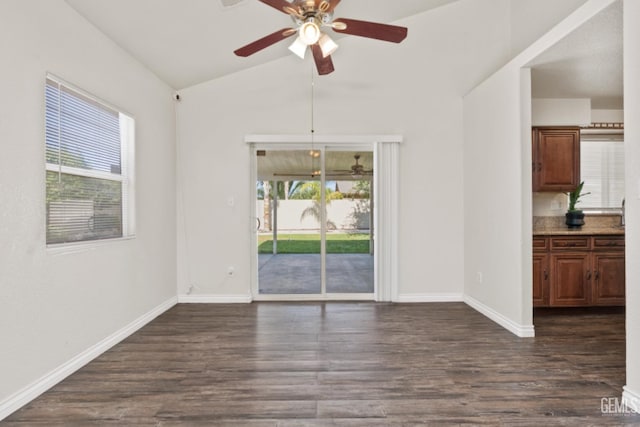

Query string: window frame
[578,128,624,214]
[45,74,136,249]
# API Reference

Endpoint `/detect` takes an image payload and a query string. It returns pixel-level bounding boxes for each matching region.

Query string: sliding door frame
[247,134,401,302]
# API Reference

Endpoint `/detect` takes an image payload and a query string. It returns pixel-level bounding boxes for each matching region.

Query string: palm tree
[296,181,341,230]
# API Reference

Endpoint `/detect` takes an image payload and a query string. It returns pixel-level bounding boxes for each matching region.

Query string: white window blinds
[580,131,625,210]
[45,76,135,245]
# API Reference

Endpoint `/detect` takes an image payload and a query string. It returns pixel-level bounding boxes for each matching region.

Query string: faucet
[621,198,625,226]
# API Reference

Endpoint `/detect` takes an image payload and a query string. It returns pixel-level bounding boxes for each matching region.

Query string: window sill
[46,235,136,256]
[582,209,623,216]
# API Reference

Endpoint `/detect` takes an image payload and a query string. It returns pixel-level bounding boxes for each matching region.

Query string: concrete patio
[258,253,374,294]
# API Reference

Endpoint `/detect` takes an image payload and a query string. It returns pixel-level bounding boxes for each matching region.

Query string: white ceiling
[529,1,623,109]
[63,0,624,108]
[64,0,459,89]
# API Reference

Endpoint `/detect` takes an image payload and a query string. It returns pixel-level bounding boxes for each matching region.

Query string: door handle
[256,217,261,231]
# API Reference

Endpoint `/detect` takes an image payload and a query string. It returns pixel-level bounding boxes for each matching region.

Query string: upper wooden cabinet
[532,127,580,192]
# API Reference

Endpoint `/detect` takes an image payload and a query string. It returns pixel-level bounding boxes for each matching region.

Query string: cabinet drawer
[593,236,625,250]
[550,237,590,250]
[533,237,548,252]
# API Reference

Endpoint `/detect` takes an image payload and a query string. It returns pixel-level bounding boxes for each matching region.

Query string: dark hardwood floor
[3,303,638,425]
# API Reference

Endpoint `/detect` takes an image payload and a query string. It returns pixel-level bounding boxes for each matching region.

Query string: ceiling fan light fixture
[288,36,307,59]
[299,19,321,45]
[318,33,338,57]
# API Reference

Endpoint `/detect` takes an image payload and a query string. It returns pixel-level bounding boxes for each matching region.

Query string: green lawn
[258,233,370,254]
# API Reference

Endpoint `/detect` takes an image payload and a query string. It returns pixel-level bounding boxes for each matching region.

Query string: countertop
[533,215,625,236]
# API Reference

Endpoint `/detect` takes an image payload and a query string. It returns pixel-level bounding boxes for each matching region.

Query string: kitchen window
[45,75,135,245]
[579,130,624,211]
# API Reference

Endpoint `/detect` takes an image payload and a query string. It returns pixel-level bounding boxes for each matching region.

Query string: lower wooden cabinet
[550,252,590,306]
[532,253,549,306]
[592,253,626,306]
[533,235,625,307]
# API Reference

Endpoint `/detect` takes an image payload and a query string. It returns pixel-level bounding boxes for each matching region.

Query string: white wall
[176,0,513,300]
[509,0,590,56]
[623,0,640,410]
[0,0,177,415]
[463,0,618,336]
[531,98,591,126]
[463,66,533,334]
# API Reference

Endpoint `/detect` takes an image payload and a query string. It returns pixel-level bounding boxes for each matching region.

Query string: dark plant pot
[565,210,585,228]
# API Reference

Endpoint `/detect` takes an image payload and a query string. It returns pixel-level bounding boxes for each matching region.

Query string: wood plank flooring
[3,303,638,425]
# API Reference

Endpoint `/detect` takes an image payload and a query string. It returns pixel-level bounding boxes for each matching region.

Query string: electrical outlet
[227,266,235,277]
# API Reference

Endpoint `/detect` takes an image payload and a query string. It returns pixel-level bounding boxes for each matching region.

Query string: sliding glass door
[324,150,374,294]
[254,146,374,299]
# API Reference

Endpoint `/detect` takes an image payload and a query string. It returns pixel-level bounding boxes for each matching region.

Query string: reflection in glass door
[255,147,374,298]
[325,150,374,294]
[257,149,322,294]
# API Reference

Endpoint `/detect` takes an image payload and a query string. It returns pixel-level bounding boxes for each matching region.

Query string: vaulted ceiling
[64,0,459,89]
[63,0,623,109]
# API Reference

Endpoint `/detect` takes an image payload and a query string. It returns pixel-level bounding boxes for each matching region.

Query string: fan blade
[319,0,341,13]
[311,44,335,75]
[332,18,408,43]
[234,28,296,57]
[258,0,292,14]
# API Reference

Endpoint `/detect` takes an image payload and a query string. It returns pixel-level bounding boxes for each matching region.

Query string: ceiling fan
[234,0,408,75]
[328,154,373,178]
[272,155,372,179]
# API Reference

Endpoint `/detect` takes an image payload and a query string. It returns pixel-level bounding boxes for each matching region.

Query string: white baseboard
[178,294,252,303]
[395,293,464,303]
[623,386,640,414]
[464,295,535,338]
[0,296,177,421]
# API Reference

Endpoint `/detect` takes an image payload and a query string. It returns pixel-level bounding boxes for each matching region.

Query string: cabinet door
[593,253,625,306]
[550,252,590,306]
[533,253,549,307]
[533,128,580,192]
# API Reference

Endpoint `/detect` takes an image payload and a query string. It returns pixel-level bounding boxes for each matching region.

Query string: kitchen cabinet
[592,235,626,305]
[533,235,625,307]
[532,127,580,192]
[532,252,549,306]
[550,251,591,306]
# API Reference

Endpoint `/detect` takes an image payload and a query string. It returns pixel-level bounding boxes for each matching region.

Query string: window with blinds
[579,131,625,210]
[45,76,135,245]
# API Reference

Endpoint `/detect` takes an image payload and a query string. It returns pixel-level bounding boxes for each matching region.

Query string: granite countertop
[533,215,625,236]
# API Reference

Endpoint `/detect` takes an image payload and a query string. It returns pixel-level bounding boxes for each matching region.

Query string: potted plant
[565,181,590,228]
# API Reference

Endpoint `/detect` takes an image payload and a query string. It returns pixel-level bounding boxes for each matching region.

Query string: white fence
[257,199,370,232]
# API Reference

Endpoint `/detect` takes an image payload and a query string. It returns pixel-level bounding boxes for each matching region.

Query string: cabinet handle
[543,270,548,280]
[595,271,600,280]
[537,162,542,172]
[587,270,592,280]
